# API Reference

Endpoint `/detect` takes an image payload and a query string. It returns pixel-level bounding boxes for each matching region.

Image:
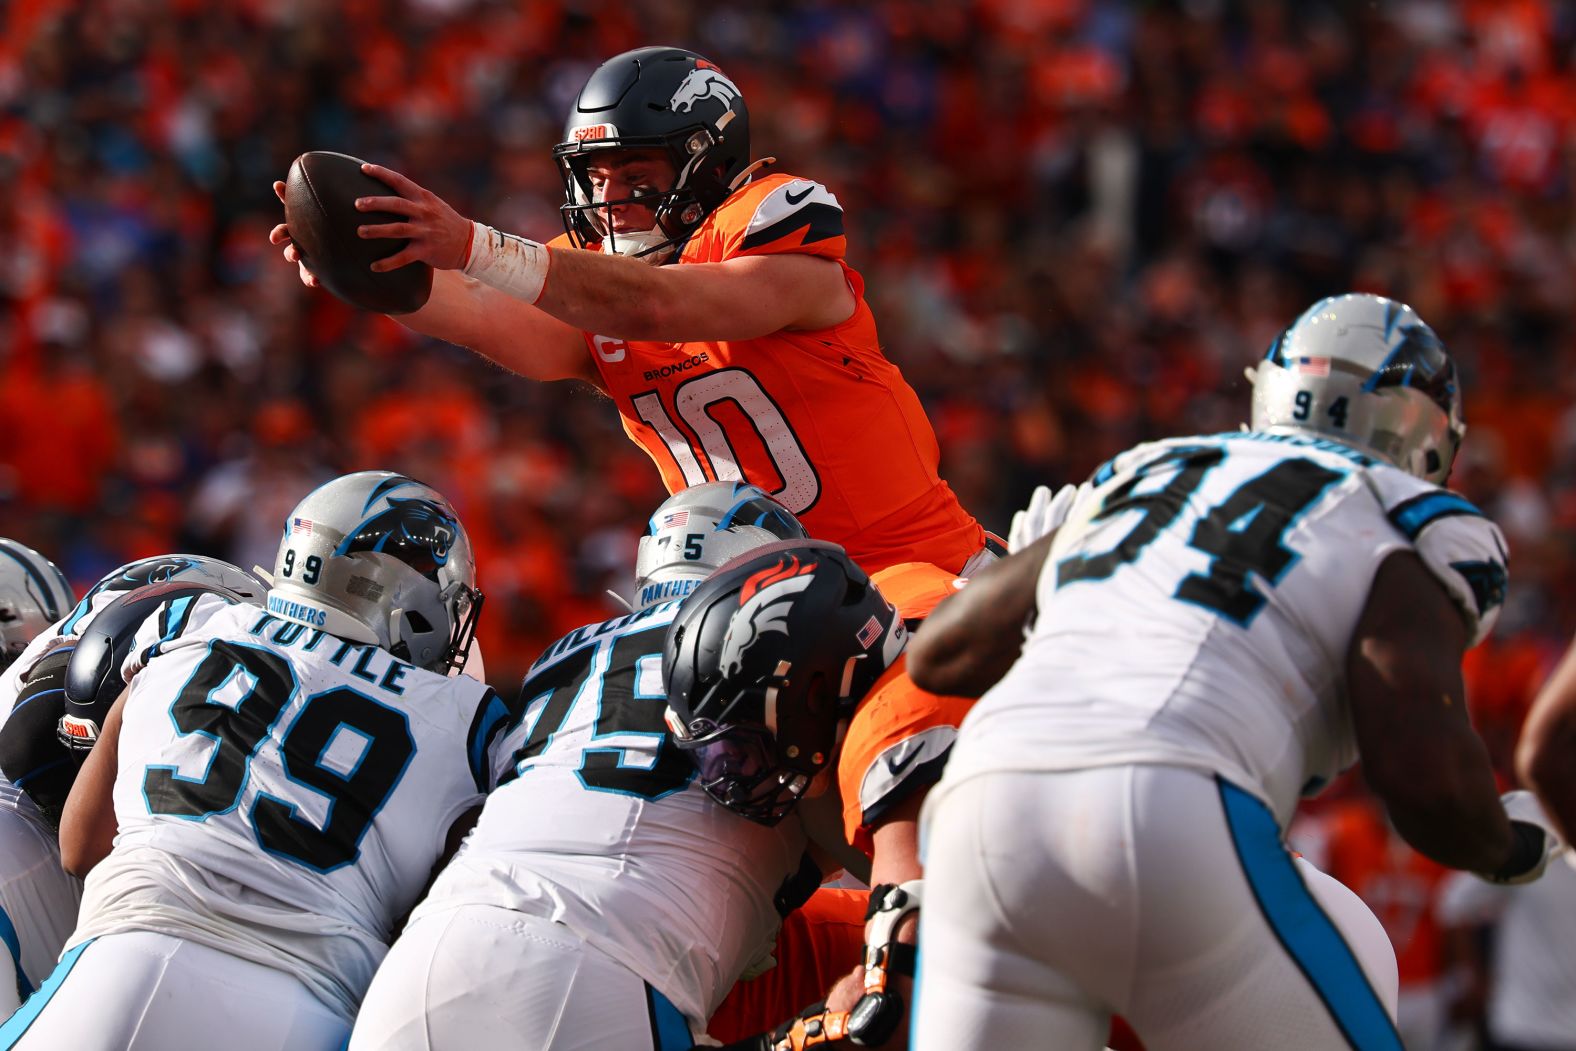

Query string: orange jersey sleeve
[837,563,976,854]
[580,174,984,575]
[706,887,869,1042]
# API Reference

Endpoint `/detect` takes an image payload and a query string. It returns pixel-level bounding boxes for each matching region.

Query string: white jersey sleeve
[1364,473,1509,647]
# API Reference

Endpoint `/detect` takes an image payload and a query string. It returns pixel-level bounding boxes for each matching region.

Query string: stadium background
[1,0,1572,1044]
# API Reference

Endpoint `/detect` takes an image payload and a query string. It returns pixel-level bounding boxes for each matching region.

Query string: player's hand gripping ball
[282,151,433,314]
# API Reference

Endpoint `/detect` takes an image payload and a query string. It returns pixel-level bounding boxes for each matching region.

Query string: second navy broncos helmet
[1248,293,1465,485]
[663,541,906,825]
[0,539,75,671]
[269,471,482,674]
[633,482,808,611]
[553,46,755,261]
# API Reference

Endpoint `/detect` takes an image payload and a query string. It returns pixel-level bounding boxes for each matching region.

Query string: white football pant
[0,804,80,1018]
[914,765,1402,1051]
[0,931,347,1049]
[349,904,696,1050]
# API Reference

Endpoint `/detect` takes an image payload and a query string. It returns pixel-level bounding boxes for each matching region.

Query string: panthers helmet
[269,472,482,674]
[663,540,906,825]
[0,539,75,671]
[57,554,265,638]
[1248,293,1465,484]
[554,46,753,261]
[633,482,808,611]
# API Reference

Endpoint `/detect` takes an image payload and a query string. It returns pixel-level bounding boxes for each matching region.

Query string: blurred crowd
[4,1,1576,1045]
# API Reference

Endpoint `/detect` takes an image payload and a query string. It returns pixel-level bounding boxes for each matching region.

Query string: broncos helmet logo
[670,67,741,116]
[719,556,817,679]
[336,498,458,579]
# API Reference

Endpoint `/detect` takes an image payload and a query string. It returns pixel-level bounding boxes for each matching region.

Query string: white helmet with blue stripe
[269,471,481,674]
[0,539,75,670]
[632,482,808,611]
[1248,293,1465,485]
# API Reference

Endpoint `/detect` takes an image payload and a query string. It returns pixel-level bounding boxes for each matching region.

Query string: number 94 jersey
[72,594,500,1020]
[566,172,985,575]
[946,431,1509,829]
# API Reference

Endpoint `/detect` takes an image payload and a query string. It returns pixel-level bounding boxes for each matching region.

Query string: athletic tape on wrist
[462,221,549,305]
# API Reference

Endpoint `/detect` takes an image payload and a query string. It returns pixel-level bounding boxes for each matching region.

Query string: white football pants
[348,904,695,1050]
[0,930,347,1049]
[0,801,80,1018]
[914,765,1401,1051]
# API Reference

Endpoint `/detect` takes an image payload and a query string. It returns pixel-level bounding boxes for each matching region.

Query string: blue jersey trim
[1387,491,1483,540]
[645,983,692,1051]
[1219,777,1401,1051]
[0,904,32,1004]
[0,938,92,1046]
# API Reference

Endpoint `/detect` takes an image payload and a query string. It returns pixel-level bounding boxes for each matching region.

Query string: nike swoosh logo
[886,748,923,777]
[784,185,813,206]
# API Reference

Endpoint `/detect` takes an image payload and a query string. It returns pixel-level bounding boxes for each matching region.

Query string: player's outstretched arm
[269,178,595,384]
[350,163,854,342]
[907,534,1054,698]
[1349,552,1541,878]
[1517,635,1576,844]
[59,688,127,877]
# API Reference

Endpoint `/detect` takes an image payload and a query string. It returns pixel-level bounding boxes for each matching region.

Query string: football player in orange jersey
[269,46,990,577]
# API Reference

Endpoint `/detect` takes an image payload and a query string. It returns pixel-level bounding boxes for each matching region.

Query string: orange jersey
[569,173,985,575]
[1316,798,1450,988]
[838,562,975,854]
[706,887,869,1043]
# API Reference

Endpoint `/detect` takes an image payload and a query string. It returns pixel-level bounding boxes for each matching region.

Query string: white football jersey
[946,431,1508,827]
[414,600,807,1028]
[69,594,501,1020]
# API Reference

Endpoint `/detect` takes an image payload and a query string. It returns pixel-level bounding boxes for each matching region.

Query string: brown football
[283,151,433,315]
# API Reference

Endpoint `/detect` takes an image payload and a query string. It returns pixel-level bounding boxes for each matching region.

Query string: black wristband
[1489,820,1548,881]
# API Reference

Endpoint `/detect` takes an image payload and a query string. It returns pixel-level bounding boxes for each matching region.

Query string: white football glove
[1482,790,1567,885]
[1007,483,1085,554]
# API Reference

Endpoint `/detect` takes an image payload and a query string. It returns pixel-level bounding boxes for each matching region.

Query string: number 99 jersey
[70,594,501,1020]
[944,431,1509,829]
[561,172,986,575]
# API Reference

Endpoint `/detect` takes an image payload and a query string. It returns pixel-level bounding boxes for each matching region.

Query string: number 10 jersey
[69,595,499,1021]
[944,431,1510,829]
[569,172,985,575]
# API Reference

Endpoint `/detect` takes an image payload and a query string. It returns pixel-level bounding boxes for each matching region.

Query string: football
[283,151,433,315]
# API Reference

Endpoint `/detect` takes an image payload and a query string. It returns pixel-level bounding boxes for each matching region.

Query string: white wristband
[462,221,550,305]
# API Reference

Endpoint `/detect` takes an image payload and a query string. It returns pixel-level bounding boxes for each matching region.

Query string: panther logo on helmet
[670,66,740,116]
[336,499,457,578]
[720,555,817,678]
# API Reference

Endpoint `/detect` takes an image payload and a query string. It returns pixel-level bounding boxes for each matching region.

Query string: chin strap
[766,880,923,1050]
[728,157,777,192]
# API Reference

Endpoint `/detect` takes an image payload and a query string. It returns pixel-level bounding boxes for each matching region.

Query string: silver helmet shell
[1248,293,1465,485]
[269,472,482,674]
[0,539,75,670]
[633,482,808,611]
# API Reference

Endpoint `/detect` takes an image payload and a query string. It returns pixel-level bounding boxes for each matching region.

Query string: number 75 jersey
[948,431,1509,829]
[567,172,985,575]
